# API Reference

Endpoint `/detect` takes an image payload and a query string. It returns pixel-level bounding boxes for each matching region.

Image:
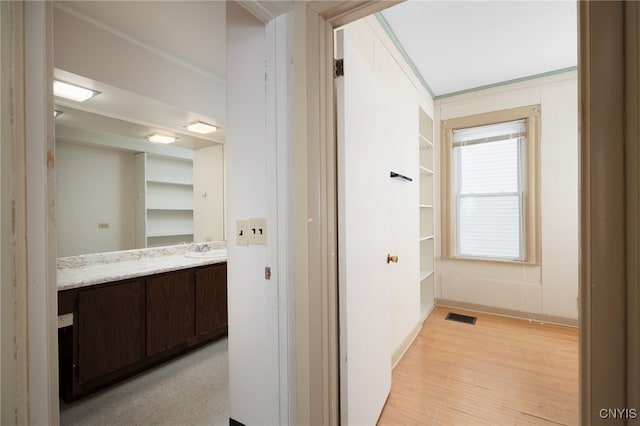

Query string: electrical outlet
[249,218,267,245]
[98,223,110,229]
[236,220,249,246]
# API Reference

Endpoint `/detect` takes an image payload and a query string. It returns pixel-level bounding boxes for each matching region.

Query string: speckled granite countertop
[57,242,227,291]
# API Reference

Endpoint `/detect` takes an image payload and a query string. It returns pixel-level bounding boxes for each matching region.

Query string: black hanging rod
[390,171,413,182]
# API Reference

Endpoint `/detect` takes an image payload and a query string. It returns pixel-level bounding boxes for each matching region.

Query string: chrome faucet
[196,243,211,253]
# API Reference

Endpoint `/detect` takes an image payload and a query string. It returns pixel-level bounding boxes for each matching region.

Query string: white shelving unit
[135,153,194,248]
[419,107,435,320]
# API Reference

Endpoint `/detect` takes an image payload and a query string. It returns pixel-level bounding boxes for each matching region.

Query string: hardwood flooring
[378,307,579,425]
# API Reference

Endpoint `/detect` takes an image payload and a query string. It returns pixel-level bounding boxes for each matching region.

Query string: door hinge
[334,59,344,78]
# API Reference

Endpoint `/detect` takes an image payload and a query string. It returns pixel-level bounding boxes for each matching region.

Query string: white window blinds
[453,120,526,261]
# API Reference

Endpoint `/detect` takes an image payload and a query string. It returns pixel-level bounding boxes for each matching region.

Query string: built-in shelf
[146,208,194,212]
[419,134,434,147]
[420,166,434,175]
[146,207,193,211]
[147,231,194,238]
[146,179,193,187]
[420,269,434,281]
[419,107,435,315]
[146,234,194,248]
[136,153,195,248]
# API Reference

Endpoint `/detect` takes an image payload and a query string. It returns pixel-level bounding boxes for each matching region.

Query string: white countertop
[57,243,226,291]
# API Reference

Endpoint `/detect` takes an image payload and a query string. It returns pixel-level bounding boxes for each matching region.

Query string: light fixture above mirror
[146,133,177,144]
[54,80,100,102]
[184,120,218,135]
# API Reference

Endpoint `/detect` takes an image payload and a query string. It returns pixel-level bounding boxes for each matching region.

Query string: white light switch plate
[236,220,249,246]
[249,218,267,245]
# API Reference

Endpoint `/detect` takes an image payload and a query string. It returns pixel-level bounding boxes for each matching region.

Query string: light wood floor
[378,307,579,425]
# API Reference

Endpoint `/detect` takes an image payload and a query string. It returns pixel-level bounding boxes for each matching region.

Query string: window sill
[442,255,541,267]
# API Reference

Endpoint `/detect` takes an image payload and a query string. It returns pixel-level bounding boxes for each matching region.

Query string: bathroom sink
[184,249,226,259]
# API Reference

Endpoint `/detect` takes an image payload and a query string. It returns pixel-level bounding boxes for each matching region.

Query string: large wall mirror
[53,1,227,257]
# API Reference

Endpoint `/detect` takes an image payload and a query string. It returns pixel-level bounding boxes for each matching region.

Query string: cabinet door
[78,280,144,384]
[195,264,227,337]
[146,270,194,356]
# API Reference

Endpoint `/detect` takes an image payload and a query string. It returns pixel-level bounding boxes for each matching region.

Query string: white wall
[226,3,280,424]
[53,2,225,120]
[55,141,136,257]
[435,72,579,322]
[193,144,225,242]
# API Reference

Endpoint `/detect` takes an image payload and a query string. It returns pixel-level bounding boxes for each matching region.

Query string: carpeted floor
[60,338,229,426]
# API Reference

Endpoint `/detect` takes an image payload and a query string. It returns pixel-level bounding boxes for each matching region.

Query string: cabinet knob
[387,254,398,264]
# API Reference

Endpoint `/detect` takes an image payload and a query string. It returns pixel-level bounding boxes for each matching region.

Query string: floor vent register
[445,312,477,325]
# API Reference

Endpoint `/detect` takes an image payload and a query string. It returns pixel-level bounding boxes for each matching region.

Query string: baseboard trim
[391,320,423,369]
[420,302,435,322]
[435,298,579,328]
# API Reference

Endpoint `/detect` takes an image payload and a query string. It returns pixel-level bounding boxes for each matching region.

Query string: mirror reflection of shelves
[136,153,194,248]
[146,182,194,210]
[419,107,435,321]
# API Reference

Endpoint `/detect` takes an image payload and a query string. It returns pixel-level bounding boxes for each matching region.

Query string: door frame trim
[626,1,640,414]
[1,1,59,424]
[293,2,403,424]
[579,2,629,423]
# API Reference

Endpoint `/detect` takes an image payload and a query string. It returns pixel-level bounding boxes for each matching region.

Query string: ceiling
[54,69,224,151]
[380,0,578,97]
[56,1,226,79]
[54,0,577,148]
[54,1,225,151]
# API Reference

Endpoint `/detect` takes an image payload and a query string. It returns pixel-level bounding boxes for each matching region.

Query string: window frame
[441,105,541,264]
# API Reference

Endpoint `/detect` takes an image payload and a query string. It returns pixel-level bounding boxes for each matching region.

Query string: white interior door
[336,28,392,426]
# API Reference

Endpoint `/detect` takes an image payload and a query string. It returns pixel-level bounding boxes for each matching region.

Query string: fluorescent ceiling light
[54,110,63,118]
[53,80,99,102]
[184,120,218,134]
[147,133,177,144]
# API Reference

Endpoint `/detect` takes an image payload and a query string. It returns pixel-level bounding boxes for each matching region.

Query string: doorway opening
[333,2,578,423]
[52,2,230,424]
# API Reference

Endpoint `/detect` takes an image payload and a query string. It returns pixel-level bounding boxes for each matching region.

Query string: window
[441,105,540,263]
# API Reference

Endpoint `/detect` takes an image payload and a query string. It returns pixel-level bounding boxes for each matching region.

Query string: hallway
[378,307,579,425]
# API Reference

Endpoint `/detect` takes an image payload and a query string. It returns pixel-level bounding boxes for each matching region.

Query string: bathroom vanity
[57,244,227,402]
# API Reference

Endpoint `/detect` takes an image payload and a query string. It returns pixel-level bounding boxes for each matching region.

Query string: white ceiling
[54,0,577,147]
[57,1,226,79]
[54,69,224,151]
[54,1,225,151]
[380,0,577,97]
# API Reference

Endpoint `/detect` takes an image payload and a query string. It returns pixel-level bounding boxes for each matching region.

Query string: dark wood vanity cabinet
[195,265,228,338]
[58,262,227,402]
[146,270,194,356]
[78,279,145,384]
